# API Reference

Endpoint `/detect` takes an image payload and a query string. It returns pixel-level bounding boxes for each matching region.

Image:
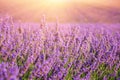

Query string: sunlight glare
[44,0,66,3]
[42,0,69,6]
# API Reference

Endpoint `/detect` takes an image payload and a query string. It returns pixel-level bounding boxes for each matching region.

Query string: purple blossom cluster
[0,16,120,80]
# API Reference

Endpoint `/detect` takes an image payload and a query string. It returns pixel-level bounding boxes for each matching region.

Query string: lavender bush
[0,16,120,80]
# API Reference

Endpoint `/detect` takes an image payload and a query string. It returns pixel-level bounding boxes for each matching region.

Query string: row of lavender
[0,16,120,80]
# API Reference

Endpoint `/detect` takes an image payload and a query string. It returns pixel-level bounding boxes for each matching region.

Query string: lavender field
[0,0,120,80]
[0,16,120,80]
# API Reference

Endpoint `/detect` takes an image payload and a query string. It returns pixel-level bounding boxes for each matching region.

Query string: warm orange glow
[43,0,67,3]
[40,0,70,7]
[0,0,120,22]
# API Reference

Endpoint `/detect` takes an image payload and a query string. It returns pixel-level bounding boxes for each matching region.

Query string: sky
[0,0,120,23]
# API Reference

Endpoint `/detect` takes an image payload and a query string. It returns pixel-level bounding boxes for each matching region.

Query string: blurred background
[0,0,120,23]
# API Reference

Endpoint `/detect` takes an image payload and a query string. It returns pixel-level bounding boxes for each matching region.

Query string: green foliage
[65,71,72,80]
[99,63,107,71]
[0,55,3,63]
[34,77,37,80]
[91,71,99,80]
[16,56,25,66]
[100,64,115,79]
[117,68,120,78]
[47,69,53,78]
[91,63,116,80]
[64,57,71,68]
[22,64,34,80]
[34,77,44,80]
[65,66,73,80]
[108,76,115,80]
[80,72,87,78]
[16,54,28,67]
[79,53,85,62]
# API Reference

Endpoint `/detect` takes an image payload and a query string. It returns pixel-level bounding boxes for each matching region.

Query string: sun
[43,0,69,5]
[44,0,67,3]
[41,0,69,7]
